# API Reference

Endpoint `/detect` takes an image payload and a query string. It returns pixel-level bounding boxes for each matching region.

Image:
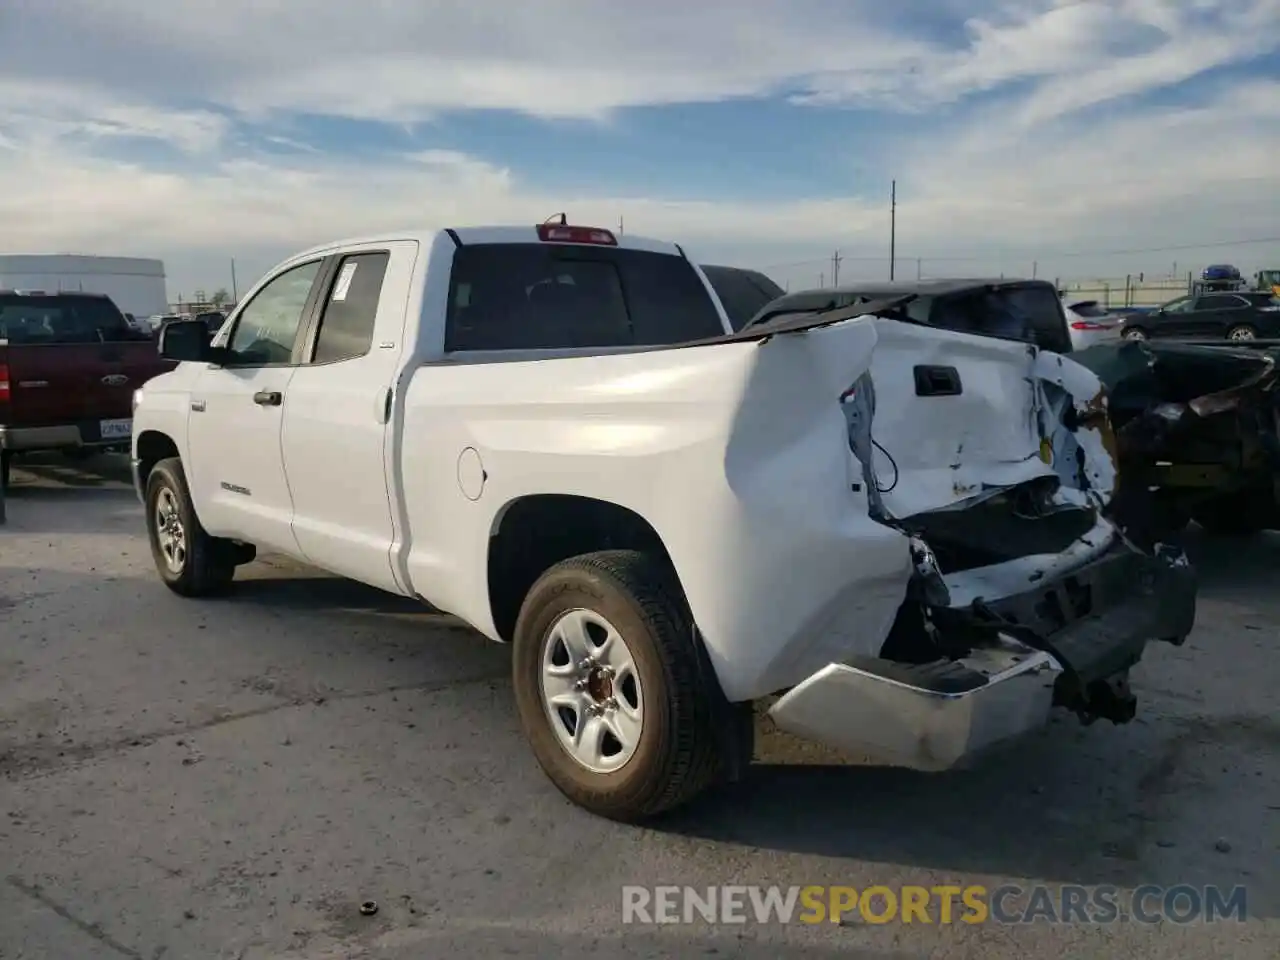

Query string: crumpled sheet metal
[1031,350,1120,505]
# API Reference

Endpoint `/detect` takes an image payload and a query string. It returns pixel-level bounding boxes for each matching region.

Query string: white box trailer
[0,254,168,320]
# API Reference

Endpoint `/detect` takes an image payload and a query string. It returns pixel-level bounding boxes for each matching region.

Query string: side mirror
[158,319,215,363]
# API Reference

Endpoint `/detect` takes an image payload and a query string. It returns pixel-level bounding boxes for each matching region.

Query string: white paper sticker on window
[332,261,358,302]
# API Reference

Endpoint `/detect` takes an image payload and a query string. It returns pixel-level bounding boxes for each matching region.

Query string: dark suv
[1119,292,1280,342]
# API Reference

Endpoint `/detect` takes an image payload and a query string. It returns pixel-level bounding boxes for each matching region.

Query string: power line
[925,235,1280,262]
[759,234,1280,272]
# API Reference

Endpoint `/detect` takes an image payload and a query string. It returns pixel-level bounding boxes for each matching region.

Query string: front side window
[1163,297,1194,314]
[226,260,322,365]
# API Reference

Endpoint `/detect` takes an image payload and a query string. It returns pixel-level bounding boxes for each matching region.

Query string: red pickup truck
[0,291,174,489]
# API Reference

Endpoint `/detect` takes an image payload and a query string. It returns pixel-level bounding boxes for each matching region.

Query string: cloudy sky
[1,0,1278,297]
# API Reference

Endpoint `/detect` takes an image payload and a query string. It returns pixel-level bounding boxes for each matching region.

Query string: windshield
[0,294,138,344]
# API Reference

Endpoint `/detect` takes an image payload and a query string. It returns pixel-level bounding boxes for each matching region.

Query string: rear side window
[445,244,724,351]
[931,285,1071,353]
[1194,295,1246,311]
[0,295,134,344]
[311,252,389,363]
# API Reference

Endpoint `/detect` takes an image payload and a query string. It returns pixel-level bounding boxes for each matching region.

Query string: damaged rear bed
[740,302,1197,769]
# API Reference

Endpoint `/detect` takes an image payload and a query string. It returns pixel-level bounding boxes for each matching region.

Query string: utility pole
[1032,260,1038,279]
[618,215,624,236]
[231,258,239,302]
[820,271,825,288]
[831,250,843,288]
[889,179,897,281]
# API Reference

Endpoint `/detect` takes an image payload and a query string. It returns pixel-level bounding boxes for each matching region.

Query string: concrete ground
[1,454,1277,959]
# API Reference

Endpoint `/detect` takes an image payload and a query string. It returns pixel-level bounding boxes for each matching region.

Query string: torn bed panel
[844,320,1119,523]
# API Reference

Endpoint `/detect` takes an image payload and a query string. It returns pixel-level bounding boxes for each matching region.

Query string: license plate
[100,418,132,440]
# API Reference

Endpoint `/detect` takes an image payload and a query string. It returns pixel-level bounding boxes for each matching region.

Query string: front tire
[145,457,235,596]
[1122,326,1147,341]
[512,550,726,822]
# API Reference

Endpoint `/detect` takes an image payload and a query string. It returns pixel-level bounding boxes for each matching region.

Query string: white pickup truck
[131,222,1196,821]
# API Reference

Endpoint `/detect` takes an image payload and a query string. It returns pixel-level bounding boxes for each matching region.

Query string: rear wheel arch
[485,494,682,644]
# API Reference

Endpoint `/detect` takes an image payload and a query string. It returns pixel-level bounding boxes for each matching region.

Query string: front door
[1150,296,1198,337]
[184,258,325,553]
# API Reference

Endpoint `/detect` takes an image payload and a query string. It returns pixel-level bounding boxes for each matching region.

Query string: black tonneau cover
[681,294,918,348]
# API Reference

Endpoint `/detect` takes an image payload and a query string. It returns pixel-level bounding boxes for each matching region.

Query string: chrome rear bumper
[769,638,1060,770]
[768,538,1196,770]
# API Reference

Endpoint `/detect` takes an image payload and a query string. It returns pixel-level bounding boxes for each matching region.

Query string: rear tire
[1122,327,1147,341]
[512,549,726,822]
[1226,324,1257,342]
[145,457,236,596]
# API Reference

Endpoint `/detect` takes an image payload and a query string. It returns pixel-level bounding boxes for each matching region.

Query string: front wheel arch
[135,429,181,492]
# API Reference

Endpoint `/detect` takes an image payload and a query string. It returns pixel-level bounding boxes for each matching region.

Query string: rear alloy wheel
[539,608,645,774]
[1226,324,1257,342]
[145,457,236,596]
[512,549,726,822]
[1122,327,1147,341]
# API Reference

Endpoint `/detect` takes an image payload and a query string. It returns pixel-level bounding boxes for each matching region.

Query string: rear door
[281,243,416,593]
[1190,294,1251,337]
